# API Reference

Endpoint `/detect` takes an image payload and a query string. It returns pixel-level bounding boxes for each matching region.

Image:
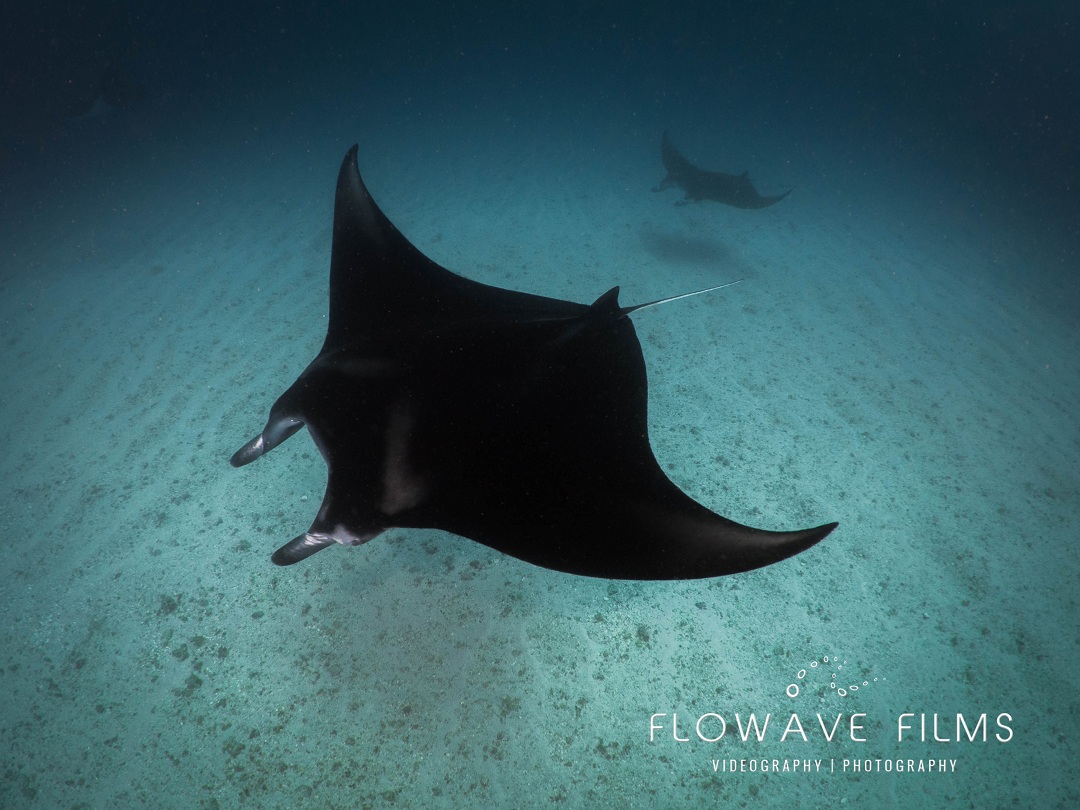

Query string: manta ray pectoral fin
[704,520,837,576]
[629,499,837,579]
[756,188,794,208]
[229,414,304,467]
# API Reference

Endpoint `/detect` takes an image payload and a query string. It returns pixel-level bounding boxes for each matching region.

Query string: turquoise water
[2,6,1078,808]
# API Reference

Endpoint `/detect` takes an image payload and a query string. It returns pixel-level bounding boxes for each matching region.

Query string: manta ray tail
[621,279,744,317]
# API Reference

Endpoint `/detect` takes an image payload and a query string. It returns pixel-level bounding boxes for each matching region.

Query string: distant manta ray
[229,145,834,579]
[653,131,792,209]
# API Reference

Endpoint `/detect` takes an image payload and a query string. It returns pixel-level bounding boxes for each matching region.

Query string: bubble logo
[785,655,883,700]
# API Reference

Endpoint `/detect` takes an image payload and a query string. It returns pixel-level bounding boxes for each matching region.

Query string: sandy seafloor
[1,63,1078,809]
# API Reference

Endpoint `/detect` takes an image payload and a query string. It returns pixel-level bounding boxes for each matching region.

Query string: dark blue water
[2,3,1077,808]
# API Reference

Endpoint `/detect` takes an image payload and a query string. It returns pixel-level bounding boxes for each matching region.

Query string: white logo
[785,654,884,700]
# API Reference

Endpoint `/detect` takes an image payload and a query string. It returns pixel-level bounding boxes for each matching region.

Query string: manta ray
[229,145,835,579]
[653,131,792,209]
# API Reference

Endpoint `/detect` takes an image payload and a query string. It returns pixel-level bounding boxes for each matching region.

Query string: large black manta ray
[230,145,836,578]
[653,131,792,209]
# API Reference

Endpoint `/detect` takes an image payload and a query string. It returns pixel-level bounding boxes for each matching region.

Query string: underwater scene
[1,2,1077,808]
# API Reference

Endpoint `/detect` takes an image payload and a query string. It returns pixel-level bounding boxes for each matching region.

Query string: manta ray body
[230,145,834,579]
[653,131,792,209]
